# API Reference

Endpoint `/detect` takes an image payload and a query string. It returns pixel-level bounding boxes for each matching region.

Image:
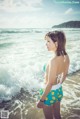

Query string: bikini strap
[57,72,64,84]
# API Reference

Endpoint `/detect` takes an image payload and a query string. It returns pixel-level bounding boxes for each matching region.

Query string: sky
[0,0,80,28]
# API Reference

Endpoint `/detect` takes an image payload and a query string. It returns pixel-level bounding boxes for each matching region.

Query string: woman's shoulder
[49,57,58,66]
[49,55,59,62]
[49,54,70,65]
[56,54,69,61]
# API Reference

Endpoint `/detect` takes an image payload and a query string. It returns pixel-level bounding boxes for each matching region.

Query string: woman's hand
[36,100,44,108]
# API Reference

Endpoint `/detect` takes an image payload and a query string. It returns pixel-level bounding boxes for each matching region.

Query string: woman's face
[45,36,57,52]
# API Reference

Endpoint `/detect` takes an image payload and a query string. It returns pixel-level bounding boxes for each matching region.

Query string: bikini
[38,56,66,106]
[39,73,64,106]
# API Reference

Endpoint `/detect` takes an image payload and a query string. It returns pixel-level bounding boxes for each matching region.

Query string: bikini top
[43,64,64,84]
[56,72,64,84]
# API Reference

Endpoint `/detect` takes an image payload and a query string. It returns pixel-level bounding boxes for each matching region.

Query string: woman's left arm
[37,59,57,108]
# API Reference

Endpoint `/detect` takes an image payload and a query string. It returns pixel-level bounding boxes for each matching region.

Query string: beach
[0,28,80,119]
[0,70,80,119]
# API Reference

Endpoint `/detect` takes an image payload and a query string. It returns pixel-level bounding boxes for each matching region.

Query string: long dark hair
[45,31,67,56]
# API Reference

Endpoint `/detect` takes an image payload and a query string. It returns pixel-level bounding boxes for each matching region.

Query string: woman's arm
[41,59,57,101]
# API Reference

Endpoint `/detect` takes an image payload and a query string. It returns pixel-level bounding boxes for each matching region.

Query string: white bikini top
[43,54,66,84]
[56,72,64,84]
[51,73,64,90]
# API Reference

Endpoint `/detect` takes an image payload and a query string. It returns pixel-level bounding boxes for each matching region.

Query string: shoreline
[61,70,80,119]
[0,70,80,119]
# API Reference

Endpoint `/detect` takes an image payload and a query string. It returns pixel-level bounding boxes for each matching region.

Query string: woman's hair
[45,31,67,56]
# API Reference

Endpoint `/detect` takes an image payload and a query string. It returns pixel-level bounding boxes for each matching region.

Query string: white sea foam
[0,28,80,101]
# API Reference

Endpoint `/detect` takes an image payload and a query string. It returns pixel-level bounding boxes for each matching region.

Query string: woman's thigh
[43,104,54,119]
[53,101,61,119]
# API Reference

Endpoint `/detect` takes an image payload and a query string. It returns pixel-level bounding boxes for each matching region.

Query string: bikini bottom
[38,83,63,106]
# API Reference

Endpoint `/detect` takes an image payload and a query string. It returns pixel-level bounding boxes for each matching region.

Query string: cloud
[0,15,50,28]
[0,0,43,13]
[0,13,66,28]
[65,8,73,14]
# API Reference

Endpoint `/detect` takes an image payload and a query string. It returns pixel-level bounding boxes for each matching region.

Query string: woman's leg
[43,104,55,119]
[53,101,61,119]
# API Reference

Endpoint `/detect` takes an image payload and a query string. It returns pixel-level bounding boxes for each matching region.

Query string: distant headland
[52,21,80,28]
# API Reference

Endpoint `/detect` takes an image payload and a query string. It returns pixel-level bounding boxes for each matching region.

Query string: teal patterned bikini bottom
[38,86,63,106]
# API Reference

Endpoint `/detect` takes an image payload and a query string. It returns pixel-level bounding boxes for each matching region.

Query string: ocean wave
[0,29,45,34]
[0,30,32,34]
[0,42,14,48]
[0,28,80,101]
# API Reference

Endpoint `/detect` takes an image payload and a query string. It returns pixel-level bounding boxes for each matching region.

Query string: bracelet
[40,99,44,102]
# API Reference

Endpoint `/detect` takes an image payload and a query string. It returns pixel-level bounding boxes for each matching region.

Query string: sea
[0,28,80,119]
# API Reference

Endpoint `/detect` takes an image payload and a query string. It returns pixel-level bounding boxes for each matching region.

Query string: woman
[37,31,70,119]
